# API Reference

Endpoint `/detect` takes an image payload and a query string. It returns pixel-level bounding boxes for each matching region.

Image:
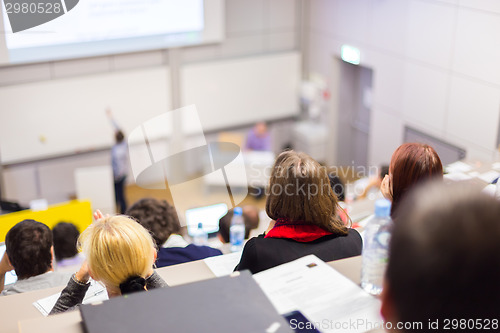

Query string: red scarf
[264,218,333,242]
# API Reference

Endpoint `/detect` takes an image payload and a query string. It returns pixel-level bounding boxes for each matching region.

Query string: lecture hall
[0,1,499,333]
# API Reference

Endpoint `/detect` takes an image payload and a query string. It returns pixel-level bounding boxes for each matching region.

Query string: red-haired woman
[381,143,443,216]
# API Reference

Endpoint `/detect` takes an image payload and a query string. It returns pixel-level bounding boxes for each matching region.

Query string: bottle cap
[197,222,203,229]
[374,199,391,217]
[234,207,243,215]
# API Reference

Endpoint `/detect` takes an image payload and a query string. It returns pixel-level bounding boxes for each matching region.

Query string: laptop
[0,200,25,213]
[185,203,228,237]
[0,242,18,285]
[80,270,292,333]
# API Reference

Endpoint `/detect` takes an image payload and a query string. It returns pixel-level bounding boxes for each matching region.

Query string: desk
[1,285,65,333]
[16,256,363,333]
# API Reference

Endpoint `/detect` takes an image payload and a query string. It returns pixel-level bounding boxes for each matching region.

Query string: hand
[75,261,90,284]
[381,174,393,201]
[0,252,14,275]
[93,209,108,220]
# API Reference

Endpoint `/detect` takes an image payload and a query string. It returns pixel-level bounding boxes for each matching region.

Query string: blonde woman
[235,150,362,274]
[50,213,167,314]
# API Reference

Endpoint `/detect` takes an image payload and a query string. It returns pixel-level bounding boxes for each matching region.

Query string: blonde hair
[78,215,156,292]
[265,150,348,235]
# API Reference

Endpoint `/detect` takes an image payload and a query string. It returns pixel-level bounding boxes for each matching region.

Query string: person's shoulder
[189,244,223,256]
[347,227,361,238]
[52,271,73,282]
[0,284,16,296]
[243,234,268,247]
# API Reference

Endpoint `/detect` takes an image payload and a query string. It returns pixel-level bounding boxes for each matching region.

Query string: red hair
[390,143,443,216]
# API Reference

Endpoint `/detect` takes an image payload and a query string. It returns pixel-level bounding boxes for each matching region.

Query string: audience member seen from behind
[235,151,362,274]
[381,182,500,332]
[52,222,84,269]
[50,214,167,314]
[127,198,222,267]
[381,143,443,217]
[107,108,128,214]
[245,122,271,151]
[218,206,260,243]
[357,165,389,200]
[0,220,72,296]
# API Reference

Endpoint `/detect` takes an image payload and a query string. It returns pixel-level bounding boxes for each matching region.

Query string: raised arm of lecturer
[106,107,121,132]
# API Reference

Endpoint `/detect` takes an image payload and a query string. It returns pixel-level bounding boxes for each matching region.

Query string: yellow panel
[0,200,93,242]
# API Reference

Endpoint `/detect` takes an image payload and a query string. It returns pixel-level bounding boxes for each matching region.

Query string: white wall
[307,0,500,167]
[0,0,300,205]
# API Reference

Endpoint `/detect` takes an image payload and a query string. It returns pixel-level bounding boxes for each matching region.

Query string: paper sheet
[446,161,473,173]
[33,279,108,316]
[203,251,242,277]
[491,162,500,172]
[253,255,383,333]
[477,170,499,184]
[444,172,473,181]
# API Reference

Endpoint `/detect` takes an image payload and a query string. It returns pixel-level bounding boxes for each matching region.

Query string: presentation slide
[0,0,223,64]
[3,0,203,49]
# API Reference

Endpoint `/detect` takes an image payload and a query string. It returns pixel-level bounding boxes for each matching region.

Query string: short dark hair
[218,206,260,243]
[386,182,500,330]
[380,165,389,179]
[5,220,53,279]
[52,222,80,261]
[126,198,181,248]
[328,174,345,201]
[115,130,125,143]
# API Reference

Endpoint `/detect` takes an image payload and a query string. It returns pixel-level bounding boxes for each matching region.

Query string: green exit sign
[341,45,360,65]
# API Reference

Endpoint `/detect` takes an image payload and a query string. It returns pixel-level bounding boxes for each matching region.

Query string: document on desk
[33,280,108,316]
[446,161,473,173]
[253,255,383,333]
[477,170,500,184]
[203,251,242,277]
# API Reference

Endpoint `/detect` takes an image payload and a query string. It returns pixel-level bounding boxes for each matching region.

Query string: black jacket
[235,228,362,274]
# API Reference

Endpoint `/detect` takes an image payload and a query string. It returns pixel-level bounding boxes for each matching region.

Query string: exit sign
[341,45,360,65]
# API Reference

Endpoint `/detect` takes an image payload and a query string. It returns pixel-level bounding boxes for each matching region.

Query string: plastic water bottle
[230,207,245,252]
[192,222,208,246]
[361,199,393,296]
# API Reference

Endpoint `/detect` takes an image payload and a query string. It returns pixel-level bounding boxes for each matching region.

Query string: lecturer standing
[107,108,128,213]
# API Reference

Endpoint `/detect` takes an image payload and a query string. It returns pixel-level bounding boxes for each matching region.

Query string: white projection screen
[0,0,224,65]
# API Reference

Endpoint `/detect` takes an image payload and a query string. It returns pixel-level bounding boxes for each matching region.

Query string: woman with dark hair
[381,143,443,216]
[235,150,362,274]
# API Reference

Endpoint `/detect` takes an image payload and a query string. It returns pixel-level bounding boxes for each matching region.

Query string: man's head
[254,122,268,137]
[382,182,500,331]
[52,222,80,261]
[5,220,53,279]
[126,198,181,248]
[115,130,125,143]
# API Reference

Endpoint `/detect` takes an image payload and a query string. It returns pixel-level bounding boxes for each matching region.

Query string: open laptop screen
[185,203,228,237]
[0,243,17,285]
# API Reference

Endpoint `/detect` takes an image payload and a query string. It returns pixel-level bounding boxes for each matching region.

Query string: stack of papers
[446,161,473,173]
[203,251,242,277]
[253,255,383,333]
[33,279,108,316]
